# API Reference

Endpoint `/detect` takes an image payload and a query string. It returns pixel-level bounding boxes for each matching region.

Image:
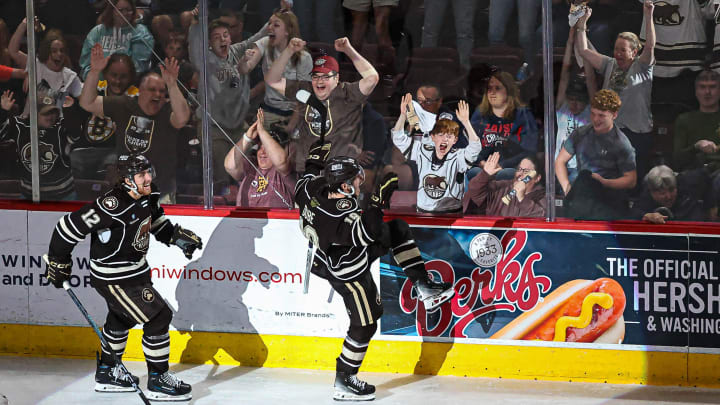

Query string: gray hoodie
[188,23,267,130]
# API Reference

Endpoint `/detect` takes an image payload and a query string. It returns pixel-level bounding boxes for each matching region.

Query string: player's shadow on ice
[171,218,275,399]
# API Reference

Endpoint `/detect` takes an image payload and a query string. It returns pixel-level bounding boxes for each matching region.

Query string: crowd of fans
[0,0,719,225]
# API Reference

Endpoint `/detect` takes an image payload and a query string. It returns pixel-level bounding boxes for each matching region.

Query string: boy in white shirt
[392,96,481,213]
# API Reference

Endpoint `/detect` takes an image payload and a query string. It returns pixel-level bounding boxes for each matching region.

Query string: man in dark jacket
[631,165,714,224]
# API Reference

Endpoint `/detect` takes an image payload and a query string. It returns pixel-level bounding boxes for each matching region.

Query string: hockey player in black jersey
[295,142,455,401]
[44,153,202,401]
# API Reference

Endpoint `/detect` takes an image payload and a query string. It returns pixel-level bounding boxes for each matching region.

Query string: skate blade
[421,288,455,311]
[146,391,192,402]
[94,382,136,393]
[333,390,375,401]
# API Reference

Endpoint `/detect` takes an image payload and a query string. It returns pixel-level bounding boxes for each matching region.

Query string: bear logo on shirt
[423,174,448,199]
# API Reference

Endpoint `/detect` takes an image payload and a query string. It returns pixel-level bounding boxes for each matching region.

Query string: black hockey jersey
[48,184,174,287]
[294,173,385,281]
[0,109,77,199]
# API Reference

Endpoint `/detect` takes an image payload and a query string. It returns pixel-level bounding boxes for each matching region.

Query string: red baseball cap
[312,55,339,74]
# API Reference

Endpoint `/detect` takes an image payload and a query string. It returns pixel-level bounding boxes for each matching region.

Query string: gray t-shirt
[189,24,267,130]
[601,56,654,133]
[255,36,312,112]
[563,124,636,180]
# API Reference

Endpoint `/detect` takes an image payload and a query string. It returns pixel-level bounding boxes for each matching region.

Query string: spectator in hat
[224,109,295,208]
[0,86,78,200]
[556,24,597,184]
[265,36,380,175]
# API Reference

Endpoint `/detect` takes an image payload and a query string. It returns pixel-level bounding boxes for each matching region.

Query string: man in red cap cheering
[265,37,379,174]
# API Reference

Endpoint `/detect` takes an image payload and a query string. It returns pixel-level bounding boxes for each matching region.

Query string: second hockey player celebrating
[44,153,203,401]
[295,142,455,401]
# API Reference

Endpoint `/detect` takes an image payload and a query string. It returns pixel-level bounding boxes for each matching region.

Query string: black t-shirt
[103,95,178,194]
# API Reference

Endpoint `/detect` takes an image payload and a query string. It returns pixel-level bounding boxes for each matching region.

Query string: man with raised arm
[295,141,455,401]
[265,37,379,173]
[79,43,190,202]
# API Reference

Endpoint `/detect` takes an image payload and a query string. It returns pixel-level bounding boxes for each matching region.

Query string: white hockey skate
[333,372,375,401]
[414,279,455,311]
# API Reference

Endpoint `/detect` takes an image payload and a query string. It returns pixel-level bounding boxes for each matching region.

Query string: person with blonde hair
[576,0,656,186]
[469,69,538,181]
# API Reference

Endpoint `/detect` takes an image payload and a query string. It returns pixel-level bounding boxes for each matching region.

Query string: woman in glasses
[469,70,539,182]
[463,152,546,217]
[78,0,155,79]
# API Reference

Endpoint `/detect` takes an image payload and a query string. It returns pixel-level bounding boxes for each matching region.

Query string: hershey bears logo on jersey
[125,116,155,153]
[86,115,116,143]
[21,141,57,174]
[102,196,119,210]
[336,199,352,210]
[141,288,155,303]
[653,2,684,26]
[423,174,447,199]
[132,216,152,252]
[305,104,333,137]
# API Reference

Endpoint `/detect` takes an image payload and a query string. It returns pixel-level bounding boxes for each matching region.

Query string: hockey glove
[170,225,203,259]
[305,140,332,173]
[43,254,72,289]
[369,172,399,209]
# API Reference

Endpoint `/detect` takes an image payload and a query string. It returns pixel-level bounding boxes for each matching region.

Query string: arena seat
[469,45,524,77]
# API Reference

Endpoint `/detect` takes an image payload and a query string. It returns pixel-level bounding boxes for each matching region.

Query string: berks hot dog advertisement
[379,227,720,349]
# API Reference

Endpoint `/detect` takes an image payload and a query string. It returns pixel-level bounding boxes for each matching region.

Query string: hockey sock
[391,239,426,283]
[336,323,377,374]
[100,327,129,365]
[336,335,369,374]
[143,333,170,373]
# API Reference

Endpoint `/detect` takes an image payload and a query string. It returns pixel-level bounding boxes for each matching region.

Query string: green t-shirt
[673,110,720,170]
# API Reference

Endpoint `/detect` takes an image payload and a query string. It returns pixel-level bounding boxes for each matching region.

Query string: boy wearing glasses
[265,37,380,174]
[392,96,481,213]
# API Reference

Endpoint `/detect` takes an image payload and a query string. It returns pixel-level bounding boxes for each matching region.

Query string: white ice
[0,356,718,404]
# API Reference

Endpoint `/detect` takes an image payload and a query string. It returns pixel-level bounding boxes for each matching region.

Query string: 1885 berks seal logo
[468,233,503,267]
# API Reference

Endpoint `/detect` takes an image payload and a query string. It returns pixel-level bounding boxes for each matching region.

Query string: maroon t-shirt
[236,158,296,208]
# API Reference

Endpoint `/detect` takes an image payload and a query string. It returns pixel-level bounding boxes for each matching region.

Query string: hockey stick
[61,281,151,405]
[303,243,316,294]
[296,89,329,295]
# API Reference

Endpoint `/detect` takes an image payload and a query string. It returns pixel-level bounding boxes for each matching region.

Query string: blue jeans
[421,0,476,69]
[488,0,541,72]
[294,0,340,43]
